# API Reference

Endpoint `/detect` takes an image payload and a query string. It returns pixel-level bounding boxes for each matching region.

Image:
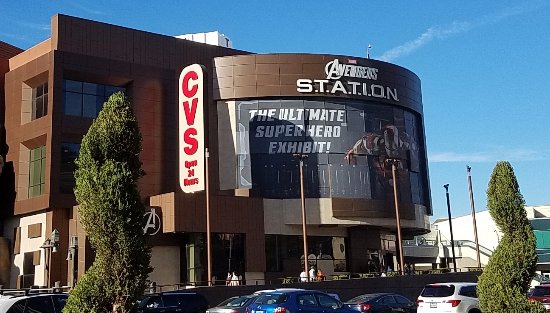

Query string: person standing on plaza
[230,271,240,286]
[317,268,325,281]
[309,266,316,282]
[300,270,308,282]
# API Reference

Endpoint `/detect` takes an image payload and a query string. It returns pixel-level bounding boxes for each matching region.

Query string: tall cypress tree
[64,92,151,313]
[477,161,544,313]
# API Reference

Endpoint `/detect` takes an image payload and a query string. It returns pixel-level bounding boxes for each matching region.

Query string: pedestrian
[309,266,316,282]
[405,263,412,275]
[226,272,232,286]
[300,270,308,282]
[230,271,240,286]
[317,268,325,281]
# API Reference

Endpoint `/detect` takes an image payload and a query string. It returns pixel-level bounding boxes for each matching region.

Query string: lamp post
[205,148,212,286]
[385,158,405,275]
[40,229,60,287]
[466,166,481,268]
[66,235,78,288]
[443,185,457,272]
[293,153,309,281]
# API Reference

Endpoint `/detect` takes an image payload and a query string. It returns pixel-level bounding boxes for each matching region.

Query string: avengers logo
[143,207,161,236]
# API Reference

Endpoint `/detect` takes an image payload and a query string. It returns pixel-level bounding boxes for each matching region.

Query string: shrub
[477,161,544,313]
[64,92,151,313]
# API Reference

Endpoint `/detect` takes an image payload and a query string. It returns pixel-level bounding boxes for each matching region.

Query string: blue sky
[2,1,549,220]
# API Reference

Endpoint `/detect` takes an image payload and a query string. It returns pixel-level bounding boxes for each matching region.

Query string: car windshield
[421,285,456,297]
[532,288,550,297]
[254,294,288,305]
[218,296,254,307]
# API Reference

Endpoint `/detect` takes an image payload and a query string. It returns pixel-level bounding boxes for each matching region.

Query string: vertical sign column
[179,64,205,193]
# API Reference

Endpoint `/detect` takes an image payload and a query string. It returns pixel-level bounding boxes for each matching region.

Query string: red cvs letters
[182,70,199,155]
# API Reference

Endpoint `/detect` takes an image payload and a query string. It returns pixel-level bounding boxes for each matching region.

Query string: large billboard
[234,99,429,207]
[179,64,205,193]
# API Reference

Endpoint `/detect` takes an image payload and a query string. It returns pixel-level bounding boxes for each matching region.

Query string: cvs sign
[179,64,205,193]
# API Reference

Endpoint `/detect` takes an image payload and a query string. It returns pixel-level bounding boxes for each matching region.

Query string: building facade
[0,14,431,289]
[405,205,550,276]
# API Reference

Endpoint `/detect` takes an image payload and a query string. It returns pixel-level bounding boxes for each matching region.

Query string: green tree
[477,161,544,313]
[64,92,151,313]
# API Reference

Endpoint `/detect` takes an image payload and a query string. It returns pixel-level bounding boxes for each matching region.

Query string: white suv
[416,282,481,313]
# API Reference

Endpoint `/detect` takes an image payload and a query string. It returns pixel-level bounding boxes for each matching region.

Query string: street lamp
[205,148,212,286]
[385,158,405,275]
[293,153,309,281]
[466,166,481,268]
[40,229,60,287]
[66,235,78,288]
[443,184,457,272]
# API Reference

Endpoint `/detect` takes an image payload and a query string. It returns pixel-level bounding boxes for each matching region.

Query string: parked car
[247,289,356,313]
[137,291,209,313]
[345,293,417,313]
[528,284,550,311]
[416,282,480,313]
[207,294,259,313]
[0,293,68,313]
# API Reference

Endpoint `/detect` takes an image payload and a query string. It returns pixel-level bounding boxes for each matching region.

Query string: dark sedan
[207,295,258,313]
[345,293,417,313]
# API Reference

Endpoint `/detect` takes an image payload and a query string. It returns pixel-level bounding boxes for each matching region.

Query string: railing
[0,286,71,296]
[440,240,494,256]
[141,268,485,291]
[403,238,437,246]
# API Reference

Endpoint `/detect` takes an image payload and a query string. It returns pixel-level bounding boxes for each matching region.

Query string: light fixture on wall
[40,229,60,287]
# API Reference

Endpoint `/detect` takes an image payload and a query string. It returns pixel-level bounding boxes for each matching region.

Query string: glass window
[32,83,48,120]
[297,294,318,307]
[52,295,68,312]
[63,79,125,118]
[6,299,25,313]
[421,285,455,297]
[163,294,181,307]
[83,82,104,95]
[28,146,46,197]
[254,294,287,305]
[316,293,338,308]
[64,92,83,116]
[144,296,162,309]
[26,296,56,313]
[459,285,478,298]
[60,143,81,194]
[394,295,411,304]
[532,287,550,297]
[83,94,98,118]
[265,234,282,272]
[379,296,396,304]
[64,80,82,93]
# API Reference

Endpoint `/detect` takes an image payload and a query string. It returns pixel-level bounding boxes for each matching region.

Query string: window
[316,293,339,308]
[28,145,46,197]
[394,295,412,305]
[379,296,396,304]
[63,80,126,118]
[26,296,56,313]
[32,83,48,120]
[298,294,318,306]
[52,295,68,312]
[421,285,455,297]
[144,296,162,309]
[6,299,25,313]
[459,285,478,298]
[60,143,81,193]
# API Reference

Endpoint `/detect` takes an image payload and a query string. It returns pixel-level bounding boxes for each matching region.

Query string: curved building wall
[214,54,431,235]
